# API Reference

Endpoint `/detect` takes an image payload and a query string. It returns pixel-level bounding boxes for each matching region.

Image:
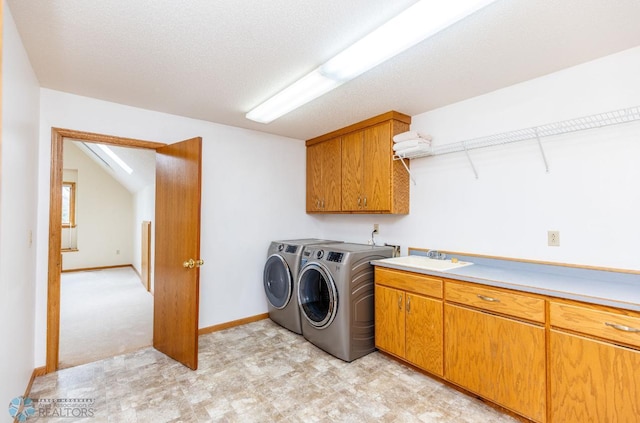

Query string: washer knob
[315,250,324,259]
[278,244,284,251]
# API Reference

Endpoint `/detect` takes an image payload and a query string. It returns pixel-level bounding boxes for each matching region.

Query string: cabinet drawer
[375,267,442,298]
[550,302,640,349]
[445,281,545,323]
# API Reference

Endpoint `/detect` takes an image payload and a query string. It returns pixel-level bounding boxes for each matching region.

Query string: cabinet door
[363,122,392,211]
[341,131,363,211]
[550,329,640,423]
[375,284,405,358]
[306,142,323,212]
[306,138,341,212]
[445,304,546,422]
[321,137,342,212]
[406,294,443,376]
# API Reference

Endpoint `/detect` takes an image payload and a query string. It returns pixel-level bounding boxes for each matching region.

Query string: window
[62,182,76,228]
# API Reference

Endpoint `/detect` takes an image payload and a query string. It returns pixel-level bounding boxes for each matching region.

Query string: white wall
[61,141,134,270]
[34,89,316,365]
[315,46,640,271]
[0,1,40,418]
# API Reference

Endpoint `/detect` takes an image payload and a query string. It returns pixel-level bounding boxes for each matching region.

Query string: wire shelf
[394,105,640,161]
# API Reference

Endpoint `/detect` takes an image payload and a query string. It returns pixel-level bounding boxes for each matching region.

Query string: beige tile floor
[29,319,518,422]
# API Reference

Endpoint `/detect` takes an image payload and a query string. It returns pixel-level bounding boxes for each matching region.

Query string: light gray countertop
[371,253,640,312]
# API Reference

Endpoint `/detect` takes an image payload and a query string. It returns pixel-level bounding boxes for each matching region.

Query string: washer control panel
[285,245,298,254]
[326,252,344,263]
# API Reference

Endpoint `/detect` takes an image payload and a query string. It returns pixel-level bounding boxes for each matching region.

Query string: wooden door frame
[46,127,166,373]
[141,220,152,292]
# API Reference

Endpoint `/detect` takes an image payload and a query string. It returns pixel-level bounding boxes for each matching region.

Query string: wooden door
[341,131,363,211]
[363,122,391,211]
[444,304,546,422]
[550,330,640,422]
[406,294,443,376]
[153,137,202,370]
[375,284,405,358]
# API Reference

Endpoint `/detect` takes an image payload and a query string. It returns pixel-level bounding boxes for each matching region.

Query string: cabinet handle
[357,196,361,207]
[605,322,640,333]
[316,199,320,209]
[477,294,500,303]
[398,294,403,311]
[406,296,411,313]
[321,199,325,209]
[364,197,367,208]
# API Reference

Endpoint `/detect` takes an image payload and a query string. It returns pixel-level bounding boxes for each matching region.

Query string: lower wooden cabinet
[549,300,640,422]
[444,303,546,422]
[549,330,640,423]
[374,267,639,423]
[405,293,443,375]
[375,284,443,376]
[375,284,405,358]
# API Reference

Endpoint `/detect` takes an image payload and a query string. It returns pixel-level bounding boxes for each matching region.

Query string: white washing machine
[263,239,342,334]
[297,243,394,361]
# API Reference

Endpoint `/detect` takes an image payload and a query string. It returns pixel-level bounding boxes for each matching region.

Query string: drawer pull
[477,294,500,303]
[605,322,640,333]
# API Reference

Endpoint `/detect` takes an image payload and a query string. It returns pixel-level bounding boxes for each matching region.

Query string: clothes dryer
[297,243,393,361]
[263,239,342,334]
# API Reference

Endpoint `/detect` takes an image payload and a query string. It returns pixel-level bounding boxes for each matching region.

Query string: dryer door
[297,262,337,328]
[263,254,292,309]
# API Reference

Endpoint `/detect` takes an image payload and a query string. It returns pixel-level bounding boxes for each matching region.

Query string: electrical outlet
[547,231,560,247]
[373,224,379,234]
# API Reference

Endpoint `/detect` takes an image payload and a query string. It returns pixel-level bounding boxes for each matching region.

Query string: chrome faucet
[426,250,447,260]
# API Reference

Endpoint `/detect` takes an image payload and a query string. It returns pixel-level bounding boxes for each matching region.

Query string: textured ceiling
[8,0,640,141]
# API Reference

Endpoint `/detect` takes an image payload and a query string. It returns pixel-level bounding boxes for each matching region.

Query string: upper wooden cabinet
[306,137,341,212]
[306,111,411,214]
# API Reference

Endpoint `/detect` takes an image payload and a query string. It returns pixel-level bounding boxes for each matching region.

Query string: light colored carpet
[59,266,153,369]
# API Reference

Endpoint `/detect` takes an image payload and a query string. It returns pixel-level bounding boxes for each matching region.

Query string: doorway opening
[46,128,166,373]
[57,137,157,368]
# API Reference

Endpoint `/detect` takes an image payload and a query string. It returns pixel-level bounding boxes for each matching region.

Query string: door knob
[183,258,205,269]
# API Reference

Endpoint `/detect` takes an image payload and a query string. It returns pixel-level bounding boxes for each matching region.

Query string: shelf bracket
[535,128,549,173]
[396,155,416,185]
[463,143,479,179]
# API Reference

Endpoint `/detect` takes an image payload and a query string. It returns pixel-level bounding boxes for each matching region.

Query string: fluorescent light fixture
[97,144,134,174]
[246,0,498,124]
[246,70,342,124]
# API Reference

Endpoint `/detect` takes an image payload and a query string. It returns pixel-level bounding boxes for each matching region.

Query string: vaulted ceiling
[8,0,640,141]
